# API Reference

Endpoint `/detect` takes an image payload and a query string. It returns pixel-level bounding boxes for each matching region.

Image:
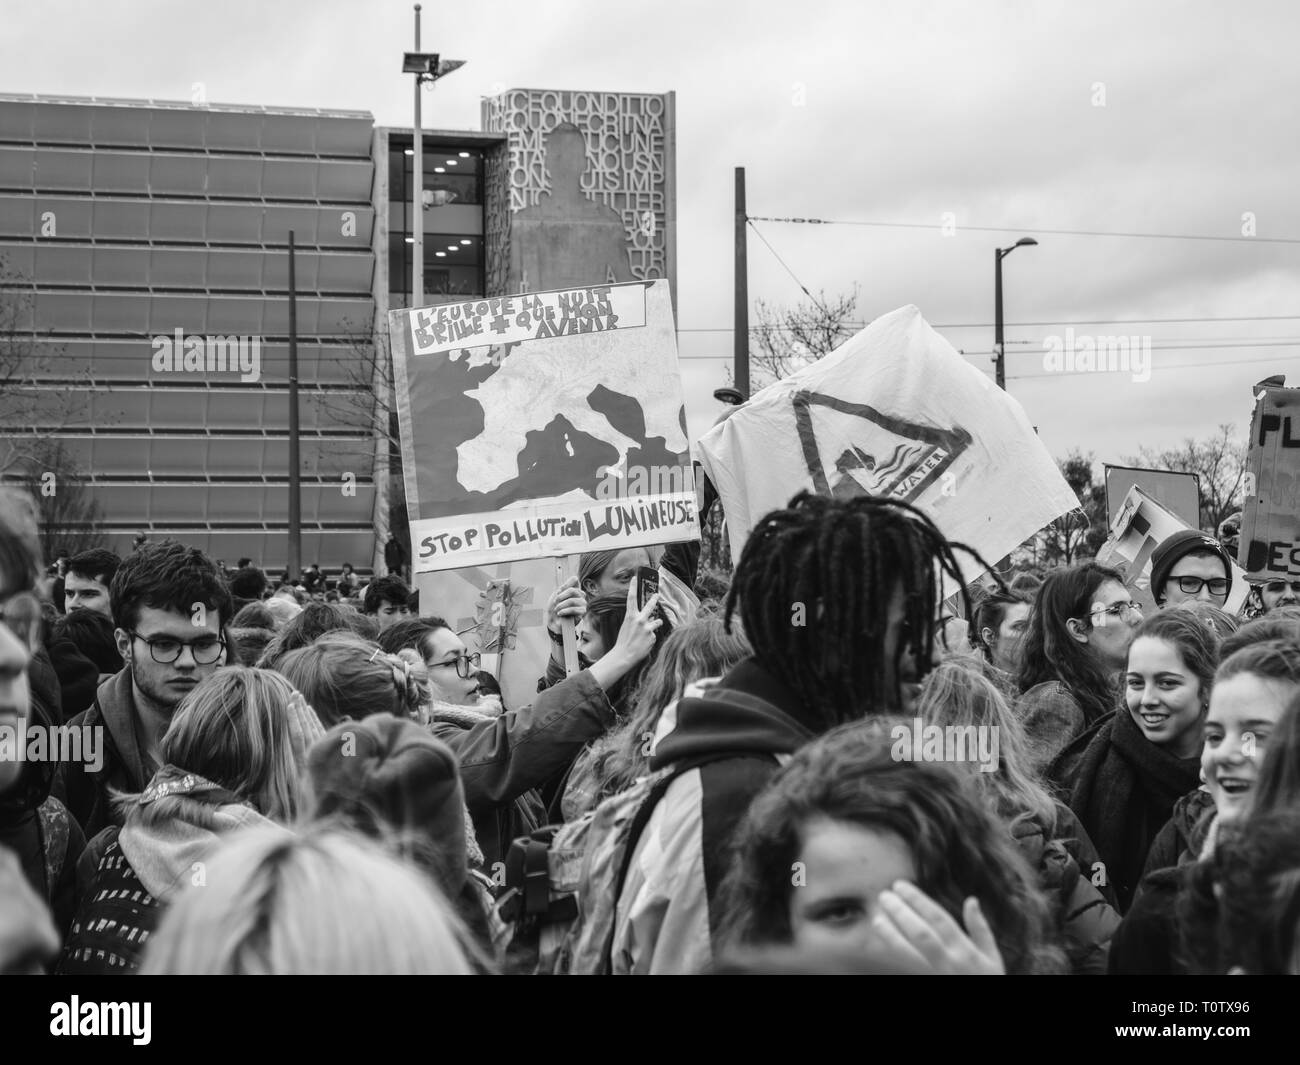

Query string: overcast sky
[7,0,1298,469]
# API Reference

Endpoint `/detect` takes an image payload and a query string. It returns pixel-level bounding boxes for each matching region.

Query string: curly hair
[716,720,1067,974]
[110,538,232,633]
[723,491,997,731]
[1016,561,1126,721]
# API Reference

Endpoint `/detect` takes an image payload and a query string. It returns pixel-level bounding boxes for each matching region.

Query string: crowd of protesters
[2,482,1299,975]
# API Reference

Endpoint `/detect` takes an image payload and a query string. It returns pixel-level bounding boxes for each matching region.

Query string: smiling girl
[1049,611,1217,913]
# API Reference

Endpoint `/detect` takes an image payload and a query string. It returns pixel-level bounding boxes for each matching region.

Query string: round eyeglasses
[431,651,481,679]
[128,631,226,665]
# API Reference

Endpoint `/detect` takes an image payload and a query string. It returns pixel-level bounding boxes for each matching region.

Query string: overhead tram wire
[746,216,1300,246]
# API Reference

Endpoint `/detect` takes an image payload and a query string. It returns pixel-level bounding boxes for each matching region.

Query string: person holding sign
[416,578,664,868]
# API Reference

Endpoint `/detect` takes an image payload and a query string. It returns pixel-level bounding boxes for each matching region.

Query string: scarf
[1067,708,1202,910]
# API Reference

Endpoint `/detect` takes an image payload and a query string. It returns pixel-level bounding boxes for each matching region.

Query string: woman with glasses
[369,588,664,868]
[1017,562,1142,774]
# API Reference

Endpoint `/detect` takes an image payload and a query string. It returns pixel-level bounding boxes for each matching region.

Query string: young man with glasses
[1148,530,1233,610]
[51,540,231,841]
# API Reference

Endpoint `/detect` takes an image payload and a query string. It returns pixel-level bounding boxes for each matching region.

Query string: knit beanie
[305,716,479,899]
[1149,529,1232,604]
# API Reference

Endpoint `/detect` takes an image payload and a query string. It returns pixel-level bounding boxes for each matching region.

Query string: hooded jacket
[1049,708,1203,913]
[50,669,155,842]
[57,767,282,974]
[609,657,817,975]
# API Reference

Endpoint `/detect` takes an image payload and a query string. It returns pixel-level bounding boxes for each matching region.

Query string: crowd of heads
[4,481,1300,975]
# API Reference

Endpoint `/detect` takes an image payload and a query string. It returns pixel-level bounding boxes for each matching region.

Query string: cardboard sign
[1096,485,1248,616]
[1240,386,1300,579]
[389,280,698,573]
[1104,465,1200,529]
[696,305,1080,580]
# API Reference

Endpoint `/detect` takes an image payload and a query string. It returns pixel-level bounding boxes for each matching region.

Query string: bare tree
[1127,423,1247,532]
[747,286,860,387]
[1036,450,1108,565]
[14,438,108,560]
[0,259,93,476]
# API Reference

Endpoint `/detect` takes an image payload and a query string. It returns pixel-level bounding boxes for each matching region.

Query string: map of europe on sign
[389,279,698,573]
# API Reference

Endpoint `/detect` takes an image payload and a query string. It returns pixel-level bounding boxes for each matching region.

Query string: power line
[746,215,1300,245]
[745,220,829,313]
[678,313,1300,333]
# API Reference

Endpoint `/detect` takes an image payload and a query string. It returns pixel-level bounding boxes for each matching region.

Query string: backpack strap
[603,750,779,974]
[498,827,578,926]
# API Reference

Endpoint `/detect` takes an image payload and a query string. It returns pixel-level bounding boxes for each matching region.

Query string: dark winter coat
[1048,708,1202,913]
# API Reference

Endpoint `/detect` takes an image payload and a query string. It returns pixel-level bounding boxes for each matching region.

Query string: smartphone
[636,566,660,610]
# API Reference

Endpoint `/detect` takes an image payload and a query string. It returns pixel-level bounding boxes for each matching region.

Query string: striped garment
[57,832,161,975]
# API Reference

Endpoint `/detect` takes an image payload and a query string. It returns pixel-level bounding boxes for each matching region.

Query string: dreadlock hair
[721,491,995,731]
[1016,561,1126,722]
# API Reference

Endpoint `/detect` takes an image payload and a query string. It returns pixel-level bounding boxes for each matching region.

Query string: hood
[307,716,481,892]
[650,657,817,770]
[118,766,280,901]
[94,668,152,791]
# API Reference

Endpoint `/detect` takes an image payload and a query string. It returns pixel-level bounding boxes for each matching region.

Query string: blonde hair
[915,657,1057,830]
[139,826,482,975]
[132,667,316,826]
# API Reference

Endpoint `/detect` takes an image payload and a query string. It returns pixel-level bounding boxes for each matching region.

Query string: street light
[713,387,744,405]
[994,236,1038,390]
[402,5,465,308]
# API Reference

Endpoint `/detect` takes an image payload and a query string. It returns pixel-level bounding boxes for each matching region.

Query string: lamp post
[402,7,465,308]
[994,237,1038,390]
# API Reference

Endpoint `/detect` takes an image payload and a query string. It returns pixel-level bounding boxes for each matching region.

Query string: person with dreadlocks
[605,490,991,974]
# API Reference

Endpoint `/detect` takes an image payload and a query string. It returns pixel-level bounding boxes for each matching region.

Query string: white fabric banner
[697,305,1080,579]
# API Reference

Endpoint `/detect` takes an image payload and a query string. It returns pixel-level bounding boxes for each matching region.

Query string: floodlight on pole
[403,6,465,308]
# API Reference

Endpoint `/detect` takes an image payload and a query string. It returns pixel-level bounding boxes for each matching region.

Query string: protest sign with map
[389,279,697,574]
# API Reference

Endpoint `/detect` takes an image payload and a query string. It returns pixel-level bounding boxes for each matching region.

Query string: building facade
[0,89,675,573]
